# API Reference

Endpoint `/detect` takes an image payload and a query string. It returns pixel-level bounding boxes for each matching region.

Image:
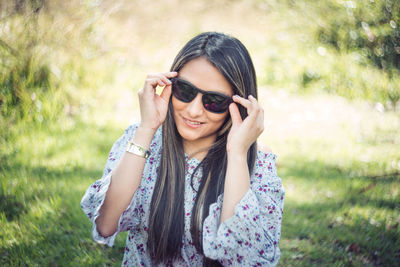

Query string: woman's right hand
[137,72,178,131]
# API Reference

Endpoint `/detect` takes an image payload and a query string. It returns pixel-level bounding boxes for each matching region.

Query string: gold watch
[126,140,150,159]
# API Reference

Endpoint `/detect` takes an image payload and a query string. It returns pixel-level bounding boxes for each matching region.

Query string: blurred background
[1,0,399,266]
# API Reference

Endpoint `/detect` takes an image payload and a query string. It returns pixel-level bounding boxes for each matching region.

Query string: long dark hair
[147,32,258,266]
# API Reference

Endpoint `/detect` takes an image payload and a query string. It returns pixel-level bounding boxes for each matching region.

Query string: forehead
[178,57,233,96]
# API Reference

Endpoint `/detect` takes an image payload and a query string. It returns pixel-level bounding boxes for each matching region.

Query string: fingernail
[233,95,240,99]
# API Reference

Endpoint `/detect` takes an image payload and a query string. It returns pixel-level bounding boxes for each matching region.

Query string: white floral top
[81,123,285,266]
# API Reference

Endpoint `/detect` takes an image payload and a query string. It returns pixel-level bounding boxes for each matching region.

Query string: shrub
[0,0,109,126]
[0,13,51,123]
[317,0,400,71]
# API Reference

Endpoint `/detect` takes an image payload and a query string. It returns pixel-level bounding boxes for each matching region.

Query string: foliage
[315,0,400,108]
[1,0,399,266]
[0,0,112,126]
[0,11,50,123]
[257,0,400,110]
[317,0,400,71]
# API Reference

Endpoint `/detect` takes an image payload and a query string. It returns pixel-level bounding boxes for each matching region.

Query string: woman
[81,32,284,266]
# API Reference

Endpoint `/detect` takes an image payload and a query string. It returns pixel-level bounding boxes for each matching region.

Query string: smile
[183,117,204,128]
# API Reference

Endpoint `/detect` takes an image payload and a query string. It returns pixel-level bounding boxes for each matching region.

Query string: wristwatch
[126,140,150,159]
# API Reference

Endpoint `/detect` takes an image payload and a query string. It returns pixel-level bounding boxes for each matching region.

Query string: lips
[182,116,204,128]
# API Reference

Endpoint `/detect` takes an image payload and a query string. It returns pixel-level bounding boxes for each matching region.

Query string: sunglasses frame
[170,77,233,113]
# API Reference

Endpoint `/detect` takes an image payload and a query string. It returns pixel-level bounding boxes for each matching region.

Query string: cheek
[207,112,229,124]
[172,97,185,112]
[172,97,182,111]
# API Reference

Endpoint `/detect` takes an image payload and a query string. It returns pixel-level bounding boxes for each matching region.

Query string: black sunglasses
[171,77,233,113]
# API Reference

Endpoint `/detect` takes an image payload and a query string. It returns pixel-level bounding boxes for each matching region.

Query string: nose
[186,93,204,117]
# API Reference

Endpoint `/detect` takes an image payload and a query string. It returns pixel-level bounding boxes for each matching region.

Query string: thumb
[229,103,242,127]
[160,85,172,102]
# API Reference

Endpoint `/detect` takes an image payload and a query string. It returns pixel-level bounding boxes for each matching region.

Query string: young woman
[81,32,284,266]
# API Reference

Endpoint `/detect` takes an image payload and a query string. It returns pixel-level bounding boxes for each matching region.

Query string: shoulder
[254,142,278,171]
[257,143,273,154]
[251,144,280,183]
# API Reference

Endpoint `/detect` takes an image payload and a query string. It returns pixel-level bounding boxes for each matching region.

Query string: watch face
[127,142,149,158]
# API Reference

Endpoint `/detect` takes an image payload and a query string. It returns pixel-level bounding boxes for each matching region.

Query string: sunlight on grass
[1,0,399,266]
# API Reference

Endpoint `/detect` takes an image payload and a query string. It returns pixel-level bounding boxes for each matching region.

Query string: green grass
[0,118,128,266]
[279,155,400,266]
[1,0,400,266]
[266,116,400,266]
[1,99,399,266]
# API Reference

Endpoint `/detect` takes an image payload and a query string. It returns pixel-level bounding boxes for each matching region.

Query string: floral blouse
[81,123,285,266]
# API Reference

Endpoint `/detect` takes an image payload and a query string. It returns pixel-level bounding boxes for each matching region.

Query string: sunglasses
[171,77,233,113]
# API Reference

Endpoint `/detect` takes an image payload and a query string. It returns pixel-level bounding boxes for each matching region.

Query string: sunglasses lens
[172,78,231,113]
[203,94,231,113]
[173,80,197,102]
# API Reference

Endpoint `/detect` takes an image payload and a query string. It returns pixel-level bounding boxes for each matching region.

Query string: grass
[259,92,400,266]
[0,118,128,266]
[1,93,399,266]
[279,154,400,266]
[1,0,400,266]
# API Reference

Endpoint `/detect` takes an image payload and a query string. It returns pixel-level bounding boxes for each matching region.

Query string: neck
[183,135,217,161]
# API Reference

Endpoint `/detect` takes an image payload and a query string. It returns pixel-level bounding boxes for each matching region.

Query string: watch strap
[126,140,150,159]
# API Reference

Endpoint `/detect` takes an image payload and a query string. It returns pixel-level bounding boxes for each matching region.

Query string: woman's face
[172,57,233,150]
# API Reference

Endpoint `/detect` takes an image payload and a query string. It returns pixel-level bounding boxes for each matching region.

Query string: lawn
[1,0,400,266]
[1,91,399,266]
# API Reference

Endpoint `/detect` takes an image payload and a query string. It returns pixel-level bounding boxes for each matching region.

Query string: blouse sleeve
[80,123,148,247]
[202,151,285,266]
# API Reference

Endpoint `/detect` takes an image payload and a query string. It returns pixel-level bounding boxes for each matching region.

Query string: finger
[242,95,262,119]
[159,76,172,86]
[233,95,260,118]
[159,84,172,102]
[256,109,264,131]
[250,98,264,133]
[147,72,178,81]
[228,103,242,127]
[232,95,252,109]
[158,71,178,78]
[145,78,167,89]
[159,72,178,85]
[147,71,177,77]
[248,95,258,104]
[141,78,164,99]
[148,71,178,85]
[166,71,178,78]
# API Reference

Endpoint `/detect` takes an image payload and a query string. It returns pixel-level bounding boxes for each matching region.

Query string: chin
[176,124,206,141]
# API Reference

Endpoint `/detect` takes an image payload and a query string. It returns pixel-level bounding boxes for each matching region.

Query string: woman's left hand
[226,95,264,154]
